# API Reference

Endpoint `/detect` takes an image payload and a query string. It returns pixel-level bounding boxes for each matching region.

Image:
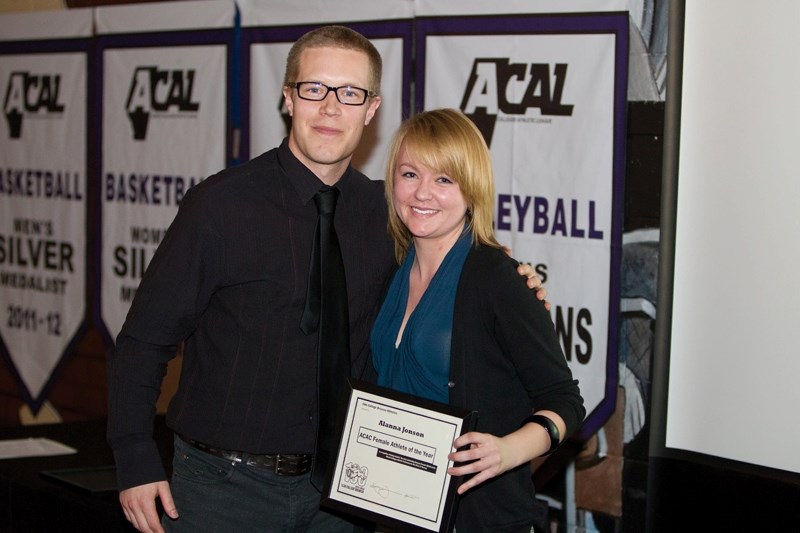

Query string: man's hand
[516,263,550,311]
[119,481,178,533]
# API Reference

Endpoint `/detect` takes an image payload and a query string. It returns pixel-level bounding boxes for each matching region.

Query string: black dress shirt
[107,139,396,491]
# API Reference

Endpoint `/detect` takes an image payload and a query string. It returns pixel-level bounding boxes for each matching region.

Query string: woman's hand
[447,431,518,494]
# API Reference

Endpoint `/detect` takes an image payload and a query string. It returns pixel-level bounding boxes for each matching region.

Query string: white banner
[0,8,92,41]
[418,14,627,433]
[95,0,234,34]
[414,0,627,16]
[238,0,414,26]
[100,44,227,340]
[0,51,87,401]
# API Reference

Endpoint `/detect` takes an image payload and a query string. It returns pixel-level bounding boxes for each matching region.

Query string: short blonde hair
[384,108,501,263]
[283,25,382,95]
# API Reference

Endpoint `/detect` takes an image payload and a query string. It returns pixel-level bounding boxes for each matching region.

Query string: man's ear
[282,86,294,117]
[364,95,381,125]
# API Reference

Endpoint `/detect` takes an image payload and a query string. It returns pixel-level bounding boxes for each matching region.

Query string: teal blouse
[370,232,472,403]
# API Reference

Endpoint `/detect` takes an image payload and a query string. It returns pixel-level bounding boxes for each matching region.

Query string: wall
[0,3,665,532]
[0,0,63,14]
[0,109,663,428]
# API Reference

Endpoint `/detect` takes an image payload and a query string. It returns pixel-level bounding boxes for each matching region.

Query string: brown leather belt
[178,434,313,476]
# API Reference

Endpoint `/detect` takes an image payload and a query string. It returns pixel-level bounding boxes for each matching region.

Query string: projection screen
[652,0,800,475]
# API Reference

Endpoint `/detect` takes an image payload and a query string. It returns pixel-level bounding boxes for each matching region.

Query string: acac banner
[415,8,628,436]
[0,9,93,408]
[95,0,235,343]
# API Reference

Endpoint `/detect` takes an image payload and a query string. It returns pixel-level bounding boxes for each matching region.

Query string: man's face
[283,46,381,183]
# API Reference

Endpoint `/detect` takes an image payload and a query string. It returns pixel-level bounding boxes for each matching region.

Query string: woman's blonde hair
[384,108,501,263]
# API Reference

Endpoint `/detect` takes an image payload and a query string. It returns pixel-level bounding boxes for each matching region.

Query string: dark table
[0,416,172,533]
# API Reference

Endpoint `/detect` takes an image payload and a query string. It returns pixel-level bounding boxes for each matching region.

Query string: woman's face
[392,142,468,248]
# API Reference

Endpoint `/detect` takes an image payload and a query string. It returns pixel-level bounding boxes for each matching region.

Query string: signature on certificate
[370,483,419,501]
[371,483,401,499]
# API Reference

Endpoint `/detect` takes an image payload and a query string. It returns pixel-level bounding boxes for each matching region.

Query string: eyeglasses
[289,81,375,106]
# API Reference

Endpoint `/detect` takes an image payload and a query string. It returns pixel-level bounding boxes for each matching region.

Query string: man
[108,25,544,533]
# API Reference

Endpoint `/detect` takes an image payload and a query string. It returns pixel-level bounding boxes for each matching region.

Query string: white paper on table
[0,438,77,459]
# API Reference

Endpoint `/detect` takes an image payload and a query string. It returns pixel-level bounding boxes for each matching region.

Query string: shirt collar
[277,138,353,205]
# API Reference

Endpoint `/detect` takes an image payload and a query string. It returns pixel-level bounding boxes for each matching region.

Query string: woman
[370,108,585,532]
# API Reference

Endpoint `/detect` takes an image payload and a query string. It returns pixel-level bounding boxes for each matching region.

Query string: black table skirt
[0,415,172,533]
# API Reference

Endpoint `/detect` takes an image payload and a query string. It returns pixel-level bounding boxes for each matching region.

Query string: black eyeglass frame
[288,81,376,106]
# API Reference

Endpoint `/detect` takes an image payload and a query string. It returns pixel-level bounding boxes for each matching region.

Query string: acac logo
[3,71,65,139]
[460,59,573,145]
[126,66,200,140]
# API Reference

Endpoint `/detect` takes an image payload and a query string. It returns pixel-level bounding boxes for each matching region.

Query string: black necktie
[301,187,350,490]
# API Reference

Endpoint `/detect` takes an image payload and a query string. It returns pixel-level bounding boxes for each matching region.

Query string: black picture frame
[320,378,477,533]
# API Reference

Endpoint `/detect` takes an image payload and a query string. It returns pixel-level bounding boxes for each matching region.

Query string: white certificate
[321,379,476,533]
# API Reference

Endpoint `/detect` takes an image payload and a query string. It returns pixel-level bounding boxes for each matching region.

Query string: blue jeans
[163,434,366,532]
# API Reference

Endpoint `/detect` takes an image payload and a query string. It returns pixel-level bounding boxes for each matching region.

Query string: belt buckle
[224,450,243,465]
[273,454,290,475]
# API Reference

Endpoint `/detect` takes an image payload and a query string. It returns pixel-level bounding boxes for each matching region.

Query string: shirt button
[447,381,455,388]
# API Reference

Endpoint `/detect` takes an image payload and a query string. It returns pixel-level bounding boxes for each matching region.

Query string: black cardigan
[451,245,584,532]
[370,243,585,532]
